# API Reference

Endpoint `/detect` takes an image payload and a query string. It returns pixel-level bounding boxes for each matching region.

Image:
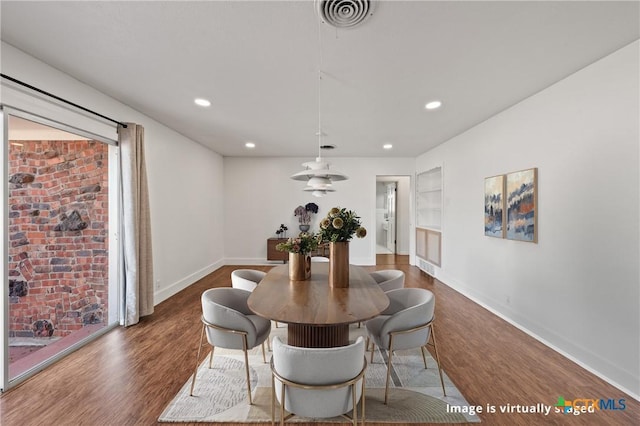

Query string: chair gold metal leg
[209,345,215,368]
[351,382,357,426]
[361,374,366,425]
[242,336,253,405]
[420,345,428,369]
[430,325,447,397]
[280,382,286,426]
[267,335,271,351]
[271,372,275,425]
[262,342,267,363]
[370,341,375,363]
[384,335,394,405]
[189,324,206,396]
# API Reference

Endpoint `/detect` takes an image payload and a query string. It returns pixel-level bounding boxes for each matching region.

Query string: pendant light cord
[317,17,323,160]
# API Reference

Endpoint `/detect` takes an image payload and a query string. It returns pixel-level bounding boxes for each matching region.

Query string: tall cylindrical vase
[289,253,311,281]
[329,241,349,288]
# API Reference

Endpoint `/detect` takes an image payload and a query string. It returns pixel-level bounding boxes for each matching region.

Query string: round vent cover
[316,0,375,28]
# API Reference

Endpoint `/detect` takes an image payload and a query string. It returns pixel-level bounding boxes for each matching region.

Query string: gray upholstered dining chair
[231,268,280,330]
[365,287,446,404]
[369,269,405,292]
[231,269,267,292]
[189,287,271,405]
[356,269,405,328]
[270,336,367,425]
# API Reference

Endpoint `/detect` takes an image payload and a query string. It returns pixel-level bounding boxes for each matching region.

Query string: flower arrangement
[276,232,321,254]
[305,202,319,214]
[319,207,367,242]
[294,202,319,225]
[275,224,288,238]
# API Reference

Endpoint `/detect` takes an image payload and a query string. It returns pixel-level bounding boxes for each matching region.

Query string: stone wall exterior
[8,140,109,338]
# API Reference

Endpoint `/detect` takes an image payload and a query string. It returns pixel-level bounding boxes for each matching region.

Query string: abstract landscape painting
[506,168,537,242]
[484,175,505,238]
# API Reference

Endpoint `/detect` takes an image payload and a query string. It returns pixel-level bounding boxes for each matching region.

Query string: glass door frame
[0,107,121,391]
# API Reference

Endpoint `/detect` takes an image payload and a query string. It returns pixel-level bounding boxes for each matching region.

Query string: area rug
[159,325,480,423]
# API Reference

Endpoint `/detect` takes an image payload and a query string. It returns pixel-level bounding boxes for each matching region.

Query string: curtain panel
[118,123,154,326]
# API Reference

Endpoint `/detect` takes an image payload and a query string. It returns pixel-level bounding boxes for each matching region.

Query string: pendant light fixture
[290,11,348,197]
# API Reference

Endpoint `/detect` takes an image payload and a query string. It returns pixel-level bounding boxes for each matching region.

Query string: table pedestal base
[287,324,349,348]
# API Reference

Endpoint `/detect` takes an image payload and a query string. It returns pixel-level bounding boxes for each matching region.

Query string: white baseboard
[154,260,224,304]
[224,257,283,266]
[436,271,640,401]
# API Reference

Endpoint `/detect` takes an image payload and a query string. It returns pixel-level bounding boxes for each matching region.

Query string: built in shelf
[416,166,443,269]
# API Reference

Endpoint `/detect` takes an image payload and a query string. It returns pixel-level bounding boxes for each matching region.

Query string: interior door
[386,183,396,253]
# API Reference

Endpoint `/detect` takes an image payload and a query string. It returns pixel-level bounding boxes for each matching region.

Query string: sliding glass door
[1,110,120,390]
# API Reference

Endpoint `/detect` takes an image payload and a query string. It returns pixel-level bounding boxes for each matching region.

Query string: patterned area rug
[159,325,480,423]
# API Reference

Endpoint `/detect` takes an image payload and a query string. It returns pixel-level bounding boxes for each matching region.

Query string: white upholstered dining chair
[231,269,267,292]
[356,269,405,328]
[369,269,405,292]
[270,336,367,425]
[189,287,271,405]
[365,287,446,404]
[231,268,281,331]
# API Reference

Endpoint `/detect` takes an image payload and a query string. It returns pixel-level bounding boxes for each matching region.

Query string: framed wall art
[484,174,505,238]
[505,168,537,243]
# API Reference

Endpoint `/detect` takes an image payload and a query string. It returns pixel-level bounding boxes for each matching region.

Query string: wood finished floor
[1,262,637,426]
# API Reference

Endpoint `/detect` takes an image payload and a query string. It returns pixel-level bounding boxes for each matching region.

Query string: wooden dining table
[248,263,389,348]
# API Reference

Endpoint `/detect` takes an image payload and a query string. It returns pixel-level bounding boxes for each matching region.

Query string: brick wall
[8,140,109,338]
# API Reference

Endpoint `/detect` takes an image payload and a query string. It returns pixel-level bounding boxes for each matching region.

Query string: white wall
[417,41,639,397]
[224,157,416,265]
[375,182,387,247]
[1,42,225,304]
[396,176,410,255]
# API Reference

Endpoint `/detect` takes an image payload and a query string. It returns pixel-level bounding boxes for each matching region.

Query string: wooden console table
[268,239,330,262]
[267,238,288,262]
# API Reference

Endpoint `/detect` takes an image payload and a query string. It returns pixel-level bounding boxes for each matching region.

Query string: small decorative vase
[299,224,310,232]
[329,241,349,288]
[289,252,311,281]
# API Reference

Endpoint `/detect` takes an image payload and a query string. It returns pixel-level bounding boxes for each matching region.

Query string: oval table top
[248,263,389,326]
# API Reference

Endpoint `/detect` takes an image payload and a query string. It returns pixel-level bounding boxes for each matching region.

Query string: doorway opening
[375,176,410,266]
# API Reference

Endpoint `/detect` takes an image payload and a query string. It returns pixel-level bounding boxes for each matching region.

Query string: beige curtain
[118,123,154,326]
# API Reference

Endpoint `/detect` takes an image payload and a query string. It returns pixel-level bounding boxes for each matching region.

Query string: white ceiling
[1,1,638,158]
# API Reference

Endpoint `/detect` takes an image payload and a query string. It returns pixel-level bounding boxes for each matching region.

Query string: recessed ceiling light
[194,98,211,107]
[383,144,393,150]
[425,100,442,110]
[245,142,256,149]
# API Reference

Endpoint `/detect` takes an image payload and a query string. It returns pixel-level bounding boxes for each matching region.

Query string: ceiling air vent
[316,0,376,29]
